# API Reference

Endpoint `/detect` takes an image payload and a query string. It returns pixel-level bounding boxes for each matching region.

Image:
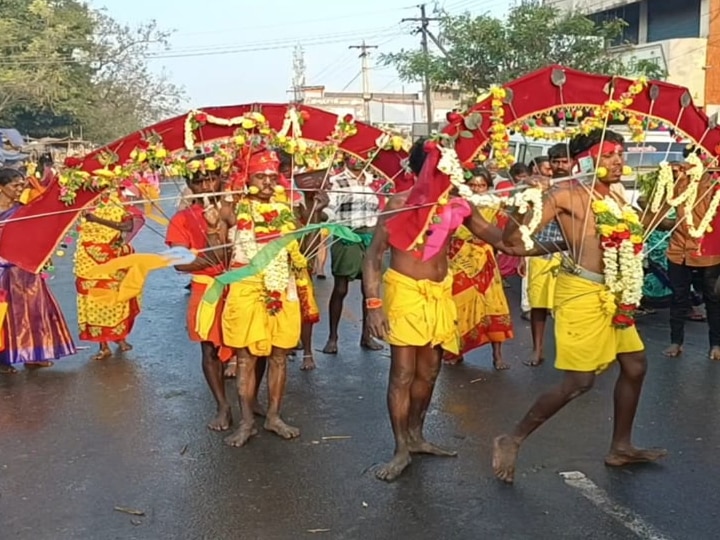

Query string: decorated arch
[0,104,409,273]
[389,65,720,253]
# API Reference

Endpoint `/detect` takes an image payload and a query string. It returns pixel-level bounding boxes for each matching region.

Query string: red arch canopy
[0,104,408,273]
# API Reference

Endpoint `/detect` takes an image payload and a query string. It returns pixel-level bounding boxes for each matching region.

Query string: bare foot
[207,406,232,432]
[523,355,544,367]
[444,355,464,365]
[322,339,338,355]
[361,337,383,351]
[116,341,133,352]
[300,354,316,371]
[663,344,682,358]
[605,446,668,467]
[91,349,112,361]
[264,415,300,439]
[0,365,18,374]
[710,346,720,361]
[493,435,520,484]
[408,437,457,457]
[224,360,237,379]
[25,361,54,369]
[493,356,510,371]
[375,451,412,482]
[224,422,258,447]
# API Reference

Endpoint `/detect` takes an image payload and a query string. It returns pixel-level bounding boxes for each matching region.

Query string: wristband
[365,297,383,309]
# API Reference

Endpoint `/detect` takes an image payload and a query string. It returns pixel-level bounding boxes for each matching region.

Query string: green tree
[76,13,186,143]
[381,1,664,98]
[0,0,186,143]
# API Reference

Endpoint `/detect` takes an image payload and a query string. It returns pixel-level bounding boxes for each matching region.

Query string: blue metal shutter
[648,0,701,42]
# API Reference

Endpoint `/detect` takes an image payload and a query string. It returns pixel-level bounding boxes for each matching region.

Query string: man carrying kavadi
[363,140,561,481]
[493,129,667,483]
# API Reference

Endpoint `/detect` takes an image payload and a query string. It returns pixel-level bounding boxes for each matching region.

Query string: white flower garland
[598,197,645,308]
[277,108,303,139]
[437,145,544,250]
[183,110,271,150]
[647,153,719,239]
[233,202,291,292]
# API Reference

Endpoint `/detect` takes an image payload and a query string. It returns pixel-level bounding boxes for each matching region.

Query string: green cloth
[330,226,373,280]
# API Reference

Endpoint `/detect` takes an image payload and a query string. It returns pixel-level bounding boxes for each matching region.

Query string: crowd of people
[3,123,719,485]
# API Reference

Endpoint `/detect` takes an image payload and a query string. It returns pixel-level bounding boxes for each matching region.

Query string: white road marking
[559,471,673,540]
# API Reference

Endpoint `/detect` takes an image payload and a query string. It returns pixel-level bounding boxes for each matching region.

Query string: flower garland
[491,76,649,161]
[234,196,306,315]
[647,152,720,239]
[489,86,514,170]
[437,145,543,250]
[591,197,645,328]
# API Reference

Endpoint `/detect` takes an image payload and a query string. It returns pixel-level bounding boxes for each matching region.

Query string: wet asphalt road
[2,193,720,539]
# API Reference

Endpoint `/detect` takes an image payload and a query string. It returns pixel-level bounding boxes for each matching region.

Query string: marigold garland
[591,197,645,328]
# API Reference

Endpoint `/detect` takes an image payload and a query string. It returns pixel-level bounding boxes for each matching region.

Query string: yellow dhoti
[221,276,301,357]
[383,268,459,354]
[528,254,562,309]
[554,271,644,374]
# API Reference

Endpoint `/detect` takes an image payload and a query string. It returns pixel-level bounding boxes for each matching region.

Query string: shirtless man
[166,155,234,430]
[493,129,667,483]
[363,144,560,482]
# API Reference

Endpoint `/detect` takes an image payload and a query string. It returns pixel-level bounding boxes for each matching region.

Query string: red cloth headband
[576,141,623,162]
[247,150,280,175]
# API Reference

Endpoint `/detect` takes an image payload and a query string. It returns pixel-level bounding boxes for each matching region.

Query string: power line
[349,41,379,121]
[402,4,442,133]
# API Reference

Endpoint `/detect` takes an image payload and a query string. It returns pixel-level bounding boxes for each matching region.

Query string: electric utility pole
[402,4,440,134]
[349,41,378,122]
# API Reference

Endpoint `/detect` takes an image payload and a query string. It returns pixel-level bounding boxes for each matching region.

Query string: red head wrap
[247,150,280,176]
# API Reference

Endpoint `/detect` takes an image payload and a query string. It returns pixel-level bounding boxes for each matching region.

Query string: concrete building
[546,0,720,114]
[301,86,461,136]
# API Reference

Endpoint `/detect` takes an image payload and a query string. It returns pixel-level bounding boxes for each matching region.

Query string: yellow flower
[137,151,148,163]
[599,224,615,237]
[274,185,285,194]
[155,147,168,159]
[592,200,610,213]
[130,149,138,160]
[237,212,252,222]
[251,112,266,124]
[255,226,269,234]
[297,140,308,153]
[204,157,218,171]
[241,118,256,130]
[296,278,308,287]
[234,135,246,146]
[616,223,628,232]
[257,203,273,213]
[286,140,297,154]
[438,196,449,206]
[630,234,643,244]
[248,186,260,194]
[623,211,639,223]
[276,134,287,144]
[391,135,404,152]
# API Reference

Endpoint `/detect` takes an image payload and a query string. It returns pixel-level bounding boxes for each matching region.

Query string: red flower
[195,112,208,124]
[299,110,310,121]
[236,218,252,229]
[616,230,631,240]
[613,314,635,327]
[633,244,644,255]
[446,112,463,125]
[343,114,354,123]
[63,156,82,168]
[263,210,279,222]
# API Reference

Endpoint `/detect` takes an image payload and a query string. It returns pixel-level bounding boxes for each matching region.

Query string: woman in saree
[74,189,144,360]
[444,167,514,370]
[0,168,76,373]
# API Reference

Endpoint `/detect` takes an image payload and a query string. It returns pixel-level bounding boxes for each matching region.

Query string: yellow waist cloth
[528,253,562,309]
[554,271,644,374]
[383,268,459,354]
[221,276,301,357]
